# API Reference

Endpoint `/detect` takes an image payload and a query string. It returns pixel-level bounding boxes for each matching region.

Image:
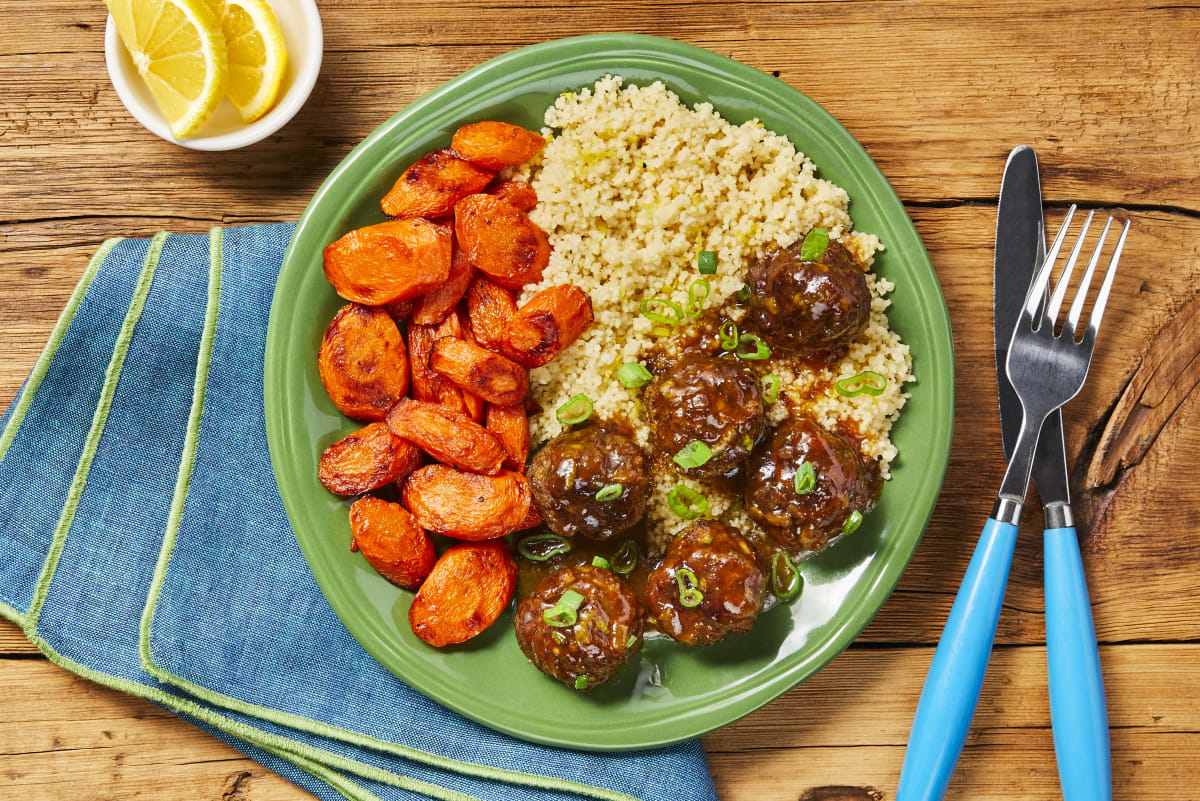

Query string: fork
[896,206,1130,801]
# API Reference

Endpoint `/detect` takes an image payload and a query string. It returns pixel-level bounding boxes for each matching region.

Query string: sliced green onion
[761,374,781,405]
[595,483,623,502]
[617,362,653,388]
[697,250,717,274]
[626,634,638,649]
[672,441,712,470]
[543,589,586,627]
[639,297,685,325]
[736,332,771,360]
[799,227,830,261]
[719,321,739,350]
[517,532,571,562]
[556,394,594,425]
[575,675,588,690]
[736,284,751,302]
[793,461,816,495]
[834,370,888,398]
[675,568,704,607]
[843,509,863,535]
[612,540,638,575]
[667,484,708,519]
[771,551,804,602]
[686,279,710,317]
[592,556,611,569]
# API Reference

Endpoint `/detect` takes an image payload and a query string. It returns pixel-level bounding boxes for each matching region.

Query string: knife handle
[896,517,1018,801]
[1045,526,1112,801]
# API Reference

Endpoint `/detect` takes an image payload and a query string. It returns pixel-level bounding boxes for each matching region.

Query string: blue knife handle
[1044,526,1112,801]
[897,517,1018,801]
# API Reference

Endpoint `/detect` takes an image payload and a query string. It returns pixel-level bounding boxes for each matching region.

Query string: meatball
[645,521,764,646]
[745,238,871,353]
[744,416,882,554]
[515,565,643,690]
[643,353,765,479]
[527,425,649,540]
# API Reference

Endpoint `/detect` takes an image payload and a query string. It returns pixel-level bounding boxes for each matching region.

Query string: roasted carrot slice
[484,179,538,212]
[430,337,528,406]
[451,122,545,171]
[502,284,594,368]
[349,496,436,590]
[465,274,518,353]
[318,304,409,421]
[383,297,415,324]
[454,194,550,290]
[323,219,452,306]
[408,540,517,647]
[319,422,422,496]
[485,403,530,472]
[411,247,474,326]
[386,398,505,475]
[516,501,543,531]
[402,465,532,541]
[381,149,494,219]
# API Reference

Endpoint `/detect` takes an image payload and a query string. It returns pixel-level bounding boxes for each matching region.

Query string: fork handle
[1045,526,1112,801]
[896,517,1018,801]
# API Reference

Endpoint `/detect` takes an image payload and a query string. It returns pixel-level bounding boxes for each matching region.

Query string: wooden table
[2,2,1198,799]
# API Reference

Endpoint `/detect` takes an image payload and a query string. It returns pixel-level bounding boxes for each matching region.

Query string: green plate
[265,34,954,751]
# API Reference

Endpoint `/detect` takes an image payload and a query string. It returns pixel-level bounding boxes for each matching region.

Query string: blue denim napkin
[0,226,718,801]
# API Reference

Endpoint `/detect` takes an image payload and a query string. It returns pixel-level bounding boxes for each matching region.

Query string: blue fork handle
[1045,526,1112,801]
[896,517,1018,801]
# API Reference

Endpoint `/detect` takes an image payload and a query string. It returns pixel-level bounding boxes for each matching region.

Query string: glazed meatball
[643,353,765,479]
[744,416,882,554]
[515,565,643,690]
[527,426,649,540]
[645,521,764,646]
[745,238,871,353]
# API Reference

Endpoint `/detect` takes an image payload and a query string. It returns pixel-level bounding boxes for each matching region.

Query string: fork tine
[1045,209,1094,327]
[1064,216,1114,338]
[1022,205,1077,323]
[1084,218,1130,342]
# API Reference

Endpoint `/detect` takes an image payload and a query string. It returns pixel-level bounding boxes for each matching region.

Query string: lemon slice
[205,0,288,123]
[106,0,228,138]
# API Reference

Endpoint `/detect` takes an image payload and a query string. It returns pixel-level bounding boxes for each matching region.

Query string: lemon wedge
[106,0,228,138]
[205,0,288,123]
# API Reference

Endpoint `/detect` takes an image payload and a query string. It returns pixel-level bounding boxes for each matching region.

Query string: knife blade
[994,146,1071,510]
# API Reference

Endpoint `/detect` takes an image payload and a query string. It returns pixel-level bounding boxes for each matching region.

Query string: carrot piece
[459,383,486,422]
[411,246,474,326]
[408,540,517,647]
[485,403,530,472]
[318,422,422,496]
[318,304,409,421]
[451,121,545,171]
[323,219,452,306]
[383,298,415,324]
[465,274,518,352]
[516,500,543,531]
[454,194,550,290]
[484,179,538,212]
[349,496,436,590]
[502,284,594,368]
[380,149,495,219]
[402,465,532,541]
[430,337,528,406]
[386,398,506,475]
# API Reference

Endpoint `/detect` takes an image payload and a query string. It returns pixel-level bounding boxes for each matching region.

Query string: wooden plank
[0,621,36,656]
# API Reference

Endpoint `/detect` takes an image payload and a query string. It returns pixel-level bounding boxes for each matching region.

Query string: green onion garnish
[617,362,653,388]
[686,279,710,317]
[799,227,830,261]
[736,332,771,360]
[771,551,803,602]
[667,484,707,519]
[544,589,586,627]
[517,532,571,562]
[575,675,588,690]
[672,440,712,470]
[556,394,594,425]
[626,634,638,649]
[719,321,739,350]
[697,250,717,275]
[834,370,888,397]
[639,297,685,326]
[736,284,751,302]
[761,374,781,405]
[675,568,704,607]
[592,556,611,569]
[793,461,816,495]
[843,509,863,535]
[612,540,638,575]
[595,483,623,502]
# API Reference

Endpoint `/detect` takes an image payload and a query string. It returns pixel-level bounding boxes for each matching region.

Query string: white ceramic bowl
[104,0,323,151]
